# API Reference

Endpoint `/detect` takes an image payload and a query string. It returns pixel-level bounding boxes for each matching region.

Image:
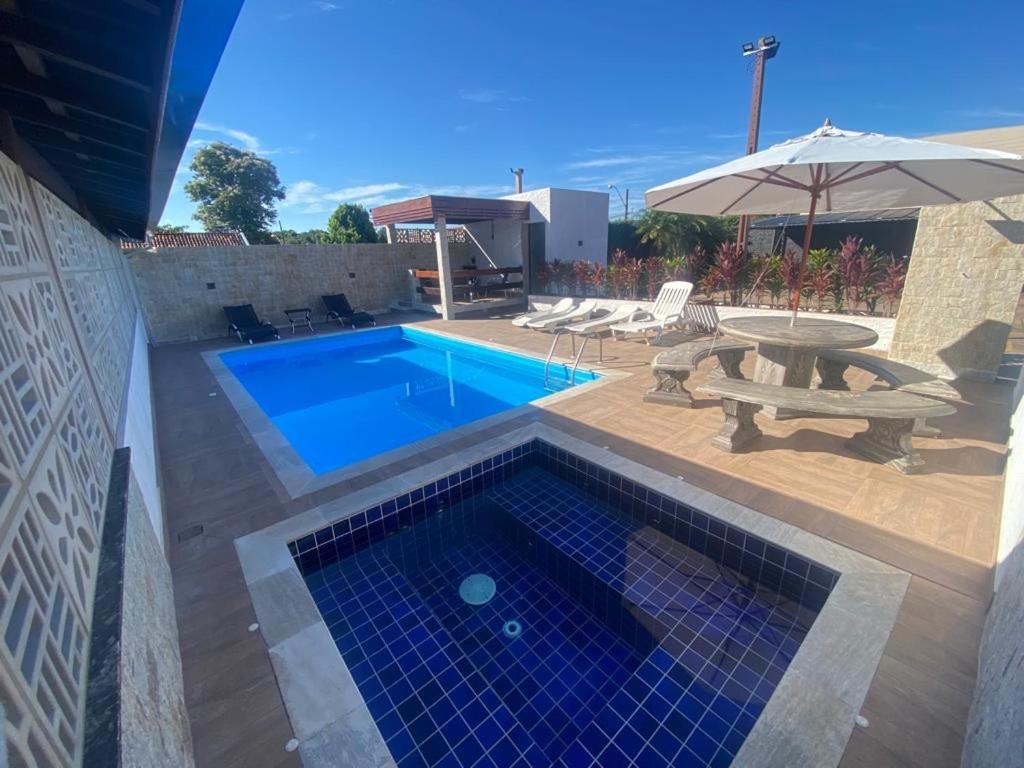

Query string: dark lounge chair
[322,293,375,328]
[224,304,280,344]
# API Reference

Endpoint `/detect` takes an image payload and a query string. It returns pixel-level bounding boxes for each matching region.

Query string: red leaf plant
[875,255,907,316]
[713,240,749,306]
[643,257,666,300]
[589,263,607,297]
[779,249,805,309]
[573,260,593,296]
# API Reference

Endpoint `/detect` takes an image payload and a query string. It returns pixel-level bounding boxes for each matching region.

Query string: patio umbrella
[645,119,1024,322]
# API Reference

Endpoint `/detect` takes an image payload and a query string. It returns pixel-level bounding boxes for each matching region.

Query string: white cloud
[958,107,1024,120]
[194,121,260,151]
[191,121,300,157]
[282,180,514,216]
[566,154,670,170]
[313,1,339,9]
[454,123,477,133]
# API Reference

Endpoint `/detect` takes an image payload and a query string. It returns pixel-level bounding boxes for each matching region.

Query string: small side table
[284,307,314,334]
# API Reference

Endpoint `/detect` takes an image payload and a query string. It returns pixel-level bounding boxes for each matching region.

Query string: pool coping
[234,422,910,768]
[202,325,629,499]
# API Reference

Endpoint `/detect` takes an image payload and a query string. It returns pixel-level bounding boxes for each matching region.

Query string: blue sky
[160,0,1024,229]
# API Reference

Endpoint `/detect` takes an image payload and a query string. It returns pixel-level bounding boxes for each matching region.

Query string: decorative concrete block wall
[126,243,443,343]
[0,147,188,767]
[889,194,1024,380]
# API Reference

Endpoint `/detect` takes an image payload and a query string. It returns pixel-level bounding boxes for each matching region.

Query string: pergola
[372,194,530,319]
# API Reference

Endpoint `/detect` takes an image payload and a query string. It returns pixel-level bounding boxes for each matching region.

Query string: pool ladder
[543,330,602,387]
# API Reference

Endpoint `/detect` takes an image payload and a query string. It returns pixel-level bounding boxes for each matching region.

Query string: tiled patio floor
[153,311,1010,768]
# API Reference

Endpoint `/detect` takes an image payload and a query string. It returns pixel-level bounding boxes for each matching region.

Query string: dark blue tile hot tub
[291,440,838,768]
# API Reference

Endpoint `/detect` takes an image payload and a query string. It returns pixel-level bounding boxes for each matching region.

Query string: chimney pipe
[511,167,523,194]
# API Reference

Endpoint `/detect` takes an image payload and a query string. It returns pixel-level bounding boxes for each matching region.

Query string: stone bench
[698,378,957,474]
[815,349,961,437]
[644,339,753,407]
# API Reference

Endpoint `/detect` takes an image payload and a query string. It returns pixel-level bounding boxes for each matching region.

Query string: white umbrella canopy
[646,120,1024,215]
[645,120,1024,321]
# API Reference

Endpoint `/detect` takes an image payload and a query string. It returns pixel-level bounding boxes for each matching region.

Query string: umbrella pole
[790,189,820,326]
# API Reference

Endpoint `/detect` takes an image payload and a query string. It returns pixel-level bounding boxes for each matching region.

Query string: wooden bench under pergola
[371,195,531,320]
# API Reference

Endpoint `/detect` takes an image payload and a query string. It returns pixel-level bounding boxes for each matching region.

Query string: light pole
[736,35,780,251]
[608,184,629,221]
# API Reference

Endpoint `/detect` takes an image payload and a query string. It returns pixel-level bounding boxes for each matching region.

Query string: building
[0,1,242,766]
[120,231,250,251]
[372,187,609,319]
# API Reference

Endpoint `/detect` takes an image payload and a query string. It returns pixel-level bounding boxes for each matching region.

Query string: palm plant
[636,210,707,262]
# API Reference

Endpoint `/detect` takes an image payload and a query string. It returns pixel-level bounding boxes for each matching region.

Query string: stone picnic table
[717,316,879,419]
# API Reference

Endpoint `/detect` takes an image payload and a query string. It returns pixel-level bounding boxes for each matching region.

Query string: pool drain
[502,620,522,639]
[459,574,496,605]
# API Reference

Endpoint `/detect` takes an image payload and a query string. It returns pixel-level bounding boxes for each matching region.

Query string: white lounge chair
[554,304,640,363]
[610,281,694,344]
[527,299,599,331]
[512,297,574,328]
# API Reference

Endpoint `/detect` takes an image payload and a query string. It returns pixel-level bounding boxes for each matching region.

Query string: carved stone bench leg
[717,349,747,380]
[846,417,924,474]
[711,398,763,452]
[644,368,694,407]
[912,417,941,438]
[815,357,850,390]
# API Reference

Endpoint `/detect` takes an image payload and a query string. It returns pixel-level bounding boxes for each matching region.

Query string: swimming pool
[218,327,599,476]
[292,439,836,767]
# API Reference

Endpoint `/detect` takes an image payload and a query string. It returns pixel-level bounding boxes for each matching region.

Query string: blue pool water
[220,327,597,474]
[296,442,836,767]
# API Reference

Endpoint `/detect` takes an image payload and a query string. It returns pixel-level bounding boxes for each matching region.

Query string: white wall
[505,188,610,265]
[549,188,610,265]
[996,366,1024,587]
[462,219,525,268]
[119,315,164,548]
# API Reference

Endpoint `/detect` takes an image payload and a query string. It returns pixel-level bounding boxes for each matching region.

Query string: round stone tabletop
[718,316,879,350]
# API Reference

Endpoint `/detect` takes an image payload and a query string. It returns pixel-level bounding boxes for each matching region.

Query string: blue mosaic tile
[294,439,838,767]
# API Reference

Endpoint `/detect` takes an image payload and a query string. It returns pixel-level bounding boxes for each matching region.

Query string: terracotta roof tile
[120,231,249,250]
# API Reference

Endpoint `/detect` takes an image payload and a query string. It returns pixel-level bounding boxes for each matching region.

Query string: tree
[635,210,736,261]
[324,204,377,244]
[274,229,327,245]
[153,223,188,234]
[184,141,285,243]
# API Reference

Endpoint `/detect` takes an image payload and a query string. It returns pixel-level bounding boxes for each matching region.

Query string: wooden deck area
[153,312,1011,768]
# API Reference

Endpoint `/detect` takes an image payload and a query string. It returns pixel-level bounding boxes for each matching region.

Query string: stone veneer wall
[126,243,455,343]
[0,146,190,767]
[889,194,1024,380]
[119,476,192,766]
[962,366,1024,766]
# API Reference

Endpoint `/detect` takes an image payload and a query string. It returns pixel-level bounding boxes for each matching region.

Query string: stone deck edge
[234,422,909,768]
[203,324,629,500]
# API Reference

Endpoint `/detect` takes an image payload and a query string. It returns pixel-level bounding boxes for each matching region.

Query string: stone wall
[0,146,190,767]
[126,243,445,343]
[889,194,1024,380]
[119,475,192,767]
